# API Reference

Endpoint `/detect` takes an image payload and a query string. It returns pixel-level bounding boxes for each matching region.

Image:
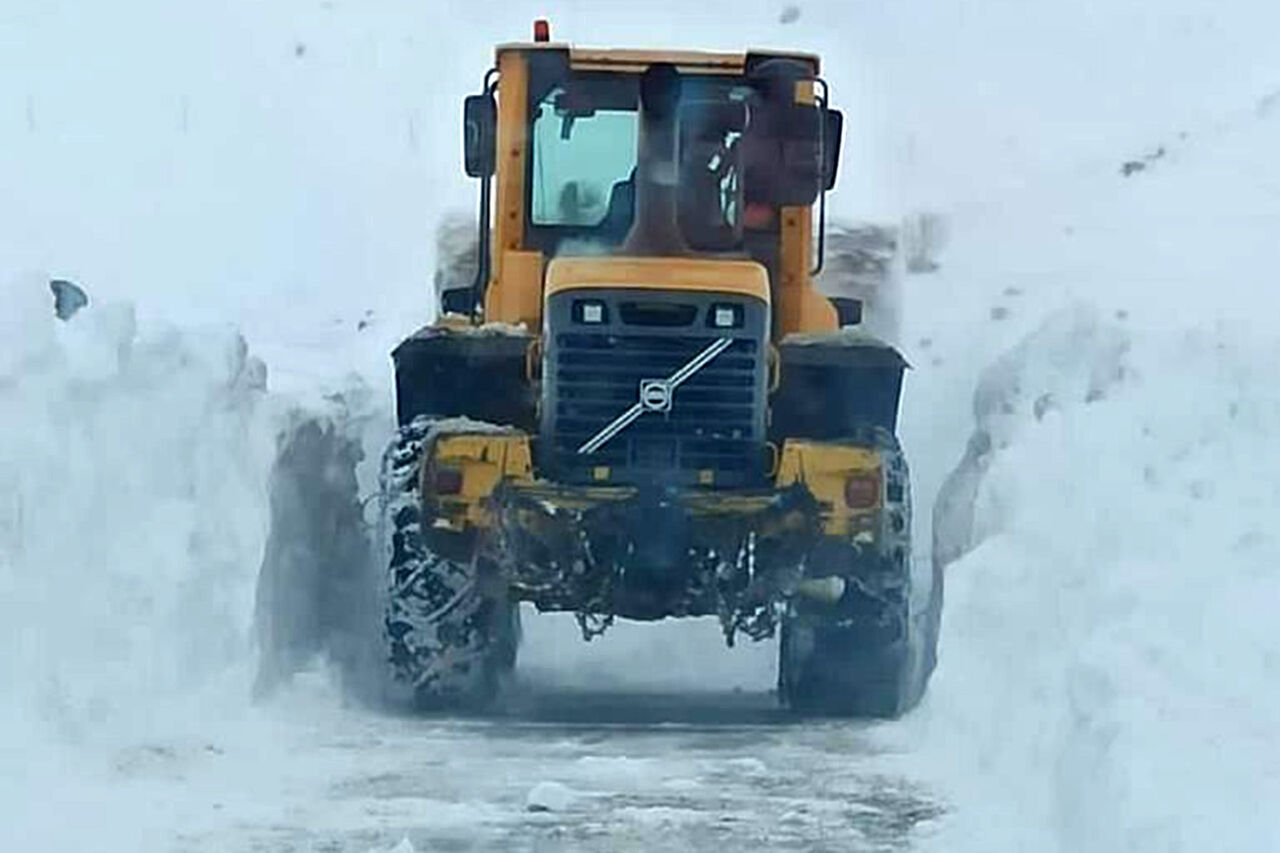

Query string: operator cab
[449,31,843,318]
[521,51,841,264]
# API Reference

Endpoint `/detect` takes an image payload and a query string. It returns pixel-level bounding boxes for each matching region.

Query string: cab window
[530,89,638,228]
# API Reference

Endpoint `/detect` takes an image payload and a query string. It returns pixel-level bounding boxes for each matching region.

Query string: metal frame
[469,67,501,324]
[812,76,831,276]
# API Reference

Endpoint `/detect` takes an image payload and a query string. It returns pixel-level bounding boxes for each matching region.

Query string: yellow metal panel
[776,207,837,336]
[546,256,770,303]
[484,50,539,328]
[495,44,820,74]
[430,434,534,530]
[501,479,785,517]
[495,51,528,255]
[775,439,881,536]
[485,250,544,327]
[775,77,837,337]
[571,48,744,74]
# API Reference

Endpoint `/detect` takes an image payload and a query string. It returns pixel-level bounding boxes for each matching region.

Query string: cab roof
[495,43,821,75]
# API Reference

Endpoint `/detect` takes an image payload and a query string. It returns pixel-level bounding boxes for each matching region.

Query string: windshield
[524,70,778,256]
[531,89,638,228]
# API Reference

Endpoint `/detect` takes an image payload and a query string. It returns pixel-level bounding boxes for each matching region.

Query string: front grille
[547,332,767,487]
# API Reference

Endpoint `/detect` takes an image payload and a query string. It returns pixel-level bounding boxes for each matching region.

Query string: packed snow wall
[0,274,280,740]
[921,306,1280,852]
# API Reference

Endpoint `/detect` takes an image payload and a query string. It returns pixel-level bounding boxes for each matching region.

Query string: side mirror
[463,93,496,178]
[440,286,475,316]
[829,297,863,327]
[823,109,844,191]
[769,102,823,207]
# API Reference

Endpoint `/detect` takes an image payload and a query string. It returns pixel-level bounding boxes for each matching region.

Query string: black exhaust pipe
[623,64,689,257]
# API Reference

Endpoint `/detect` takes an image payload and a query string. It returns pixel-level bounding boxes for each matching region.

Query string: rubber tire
[381,418,518,711]
[779,589,913,718]
[777,424,938,718]
[778,429,918,718]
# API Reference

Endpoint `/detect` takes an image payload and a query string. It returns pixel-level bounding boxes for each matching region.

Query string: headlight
[573,299,608,324]
[708,303,743,329]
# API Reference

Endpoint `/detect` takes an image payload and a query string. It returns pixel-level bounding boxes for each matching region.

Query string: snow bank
[0,273,278,746]
[931,305,1129,570]
[0,274,390,850]
[919,313,1280,851]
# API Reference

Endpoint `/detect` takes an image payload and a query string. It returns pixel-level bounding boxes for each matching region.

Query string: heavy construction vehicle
[259,23,940,717]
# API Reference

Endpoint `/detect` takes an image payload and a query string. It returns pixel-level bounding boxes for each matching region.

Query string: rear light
[844,472,880,509]
[533,19,551,42]
[429,466,464,495]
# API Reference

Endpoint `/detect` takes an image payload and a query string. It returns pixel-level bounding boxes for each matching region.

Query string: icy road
[164,681,940,852]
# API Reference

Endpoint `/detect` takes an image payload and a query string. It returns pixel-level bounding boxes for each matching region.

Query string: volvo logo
[577,337,735,455]
[639,379,673,412]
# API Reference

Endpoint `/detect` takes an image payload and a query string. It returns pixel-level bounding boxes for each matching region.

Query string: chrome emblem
[577,337,734,455]
[639,379,673,412]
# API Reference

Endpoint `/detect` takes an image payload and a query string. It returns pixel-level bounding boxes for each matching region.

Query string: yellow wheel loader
[260,22,940,717]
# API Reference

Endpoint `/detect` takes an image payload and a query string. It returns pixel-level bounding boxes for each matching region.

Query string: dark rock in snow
[50,278,88,321]
[1120,145,1166,178]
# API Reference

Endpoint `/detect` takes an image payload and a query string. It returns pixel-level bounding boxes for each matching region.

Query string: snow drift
[883,4,1280,845]
[919,307,1280,851]
[0,273,298,849]
[0,274,277,744]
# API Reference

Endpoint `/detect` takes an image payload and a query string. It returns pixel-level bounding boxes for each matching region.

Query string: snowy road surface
[165,684,941,852]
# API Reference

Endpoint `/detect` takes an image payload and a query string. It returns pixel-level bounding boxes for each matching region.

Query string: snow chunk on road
[526,781,577,812]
